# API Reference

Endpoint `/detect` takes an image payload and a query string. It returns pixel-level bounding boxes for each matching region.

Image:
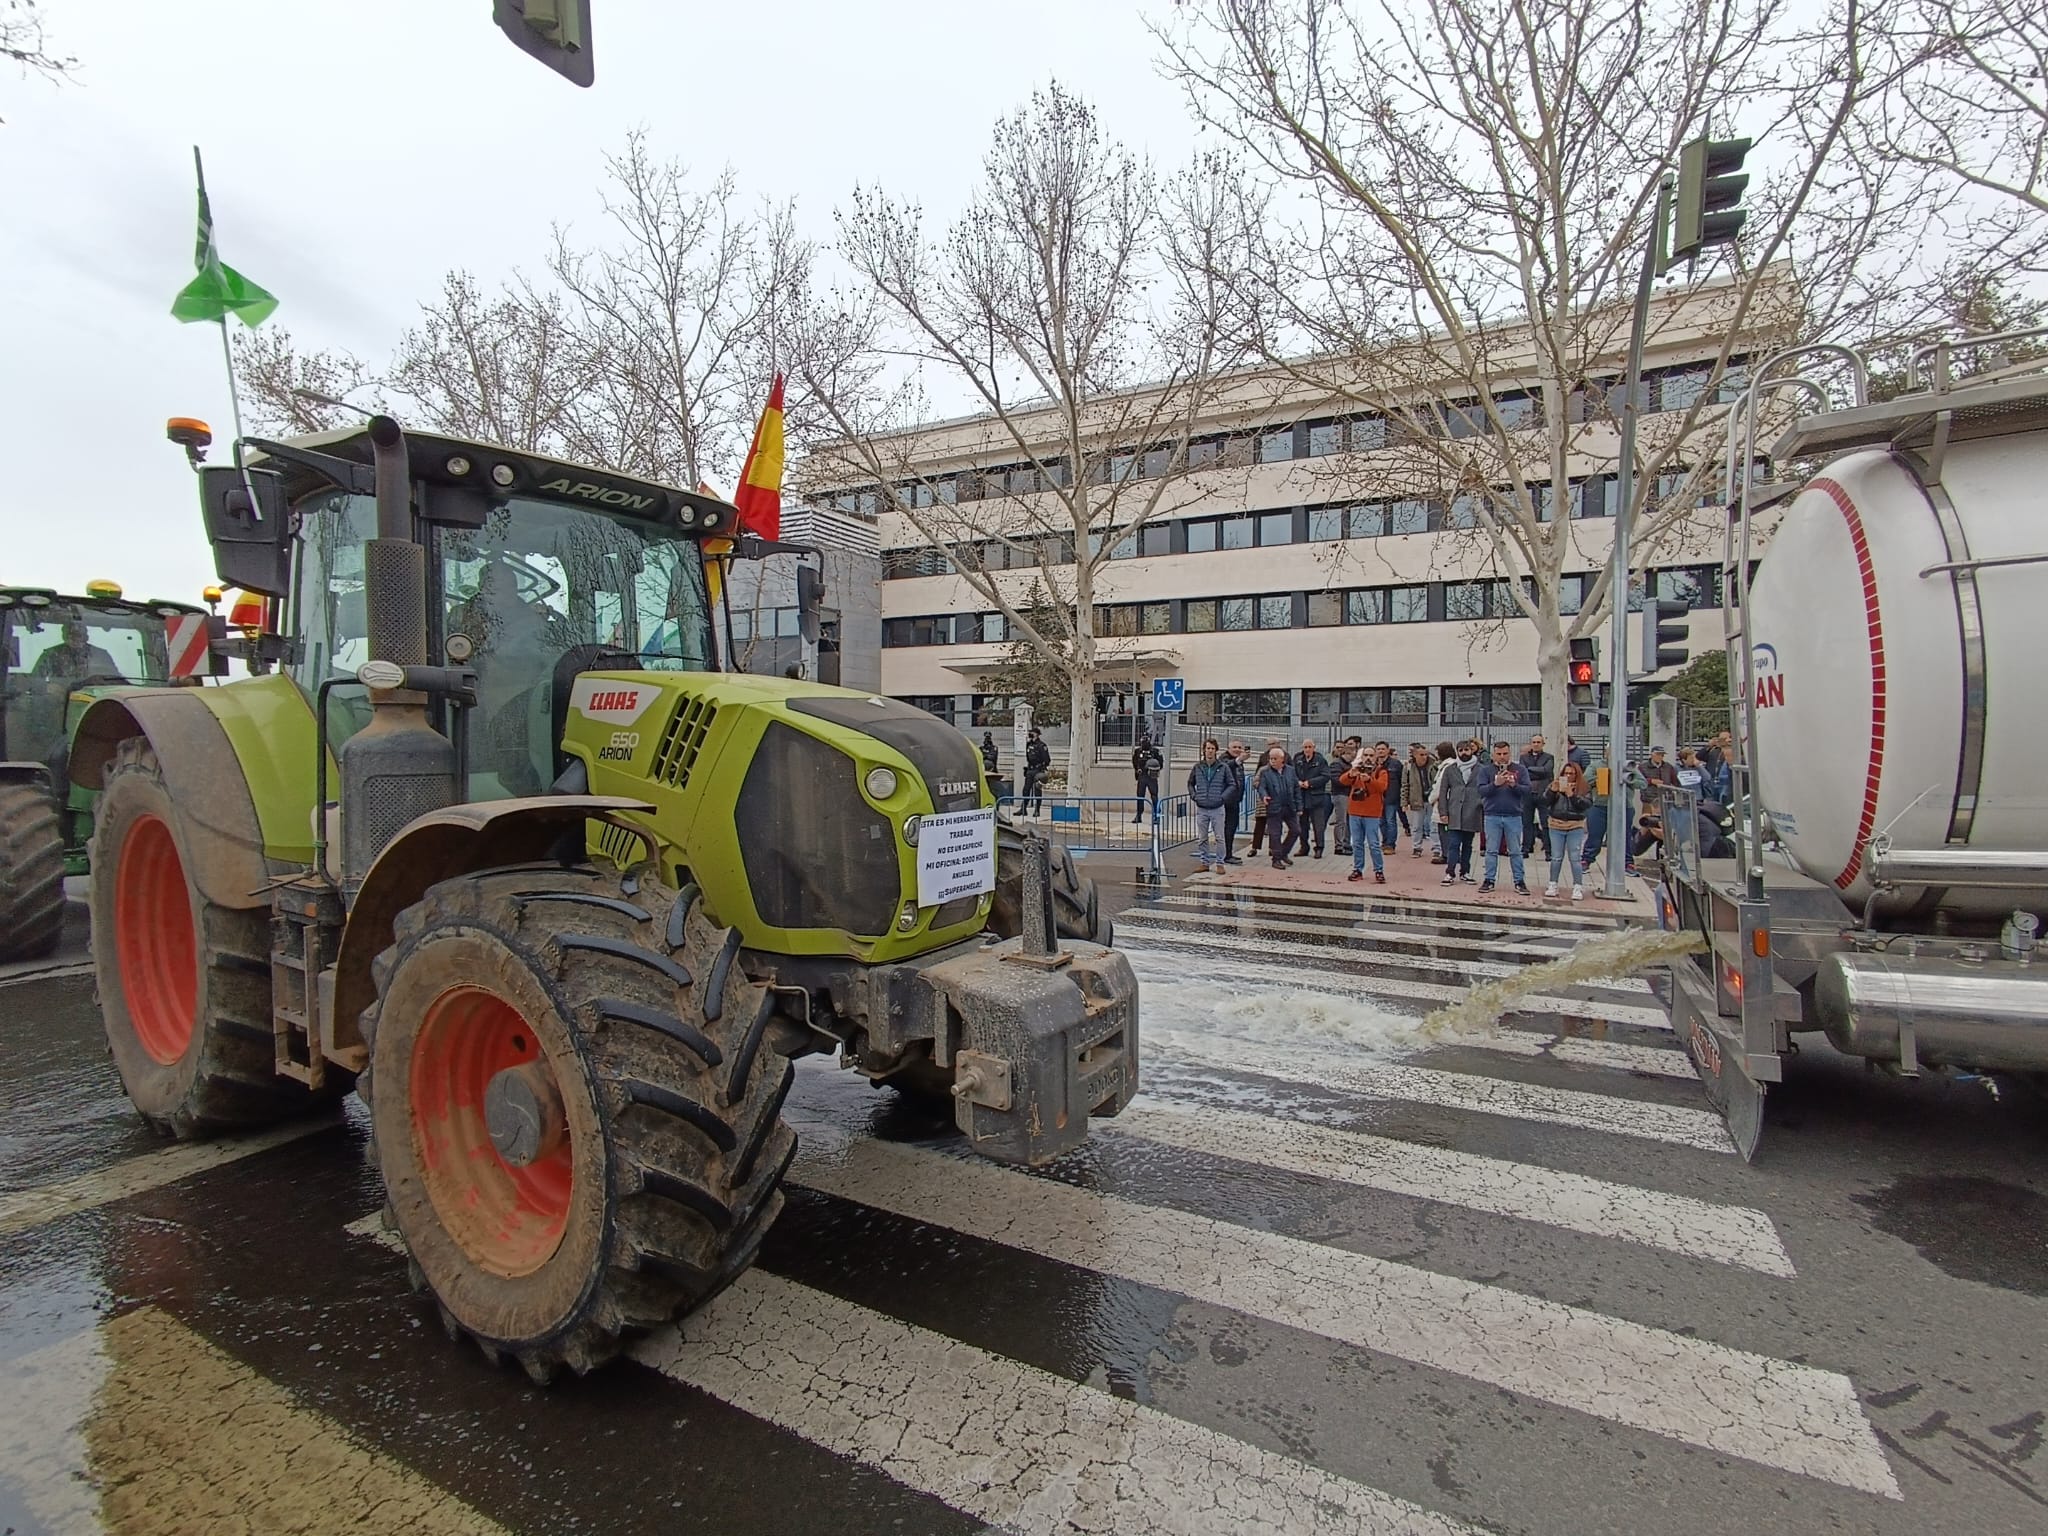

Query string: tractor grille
[735,722,898,937]
[652,696,718,791]
[594,820,644,868]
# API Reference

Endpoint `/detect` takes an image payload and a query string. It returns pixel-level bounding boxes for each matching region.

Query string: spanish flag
[732,373,785,542]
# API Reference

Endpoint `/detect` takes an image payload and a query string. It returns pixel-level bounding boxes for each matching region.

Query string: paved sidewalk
[1174,835,1659,922]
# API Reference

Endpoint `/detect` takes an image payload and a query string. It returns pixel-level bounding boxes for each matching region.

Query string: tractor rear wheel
[0,780,64,961]
[90,738,333,1138]
[989,822,1112,946]
[361,866,796,1381]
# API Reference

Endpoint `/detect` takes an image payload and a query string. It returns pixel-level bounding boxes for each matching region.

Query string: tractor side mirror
[795,563,823,646]
[199,466,292,598]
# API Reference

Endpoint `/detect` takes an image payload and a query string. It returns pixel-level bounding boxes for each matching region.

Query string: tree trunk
[1534,615,1571,756]
[1064,672,1096,796]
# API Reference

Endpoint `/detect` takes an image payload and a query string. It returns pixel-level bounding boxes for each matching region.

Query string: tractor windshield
[287,488,714,800]
[1,601,169,767]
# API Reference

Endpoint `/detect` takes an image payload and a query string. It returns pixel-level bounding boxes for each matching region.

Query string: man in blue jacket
[1187,738,1233,873]
[1478,739,1531,894]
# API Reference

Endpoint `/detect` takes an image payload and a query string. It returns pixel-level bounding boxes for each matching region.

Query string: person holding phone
[1478,740,1531,894]
[1339,741,1391,882]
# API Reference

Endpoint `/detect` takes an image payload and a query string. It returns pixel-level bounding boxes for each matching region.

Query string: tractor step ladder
[270,880,345,1089]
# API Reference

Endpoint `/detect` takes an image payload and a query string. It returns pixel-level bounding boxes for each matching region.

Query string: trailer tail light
[1723,962,1744,1002]
[1752,928,1770,959]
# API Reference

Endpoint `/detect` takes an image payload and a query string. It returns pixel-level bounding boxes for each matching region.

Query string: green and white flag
[170,147,277,328]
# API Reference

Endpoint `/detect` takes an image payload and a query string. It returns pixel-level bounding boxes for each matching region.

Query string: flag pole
[217,316,247,445]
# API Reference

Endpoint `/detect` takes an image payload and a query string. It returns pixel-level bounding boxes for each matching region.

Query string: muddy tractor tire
[360,866,797,1382]
[0,779,65,962]
[989,822,1112,948]
[90,739,339,1138]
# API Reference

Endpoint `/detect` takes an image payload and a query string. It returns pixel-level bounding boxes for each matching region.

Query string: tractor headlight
[864,766,898,801]
[902,814,921,846]
[896,902,919,932]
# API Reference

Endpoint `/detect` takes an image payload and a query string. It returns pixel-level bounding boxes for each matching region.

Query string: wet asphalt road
[3,883,2046,1536]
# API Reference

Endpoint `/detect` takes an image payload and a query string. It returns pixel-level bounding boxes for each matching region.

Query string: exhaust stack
[337,415,457,899]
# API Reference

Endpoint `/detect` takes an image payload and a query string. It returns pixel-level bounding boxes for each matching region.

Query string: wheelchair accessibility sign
[1151,678,1185,712]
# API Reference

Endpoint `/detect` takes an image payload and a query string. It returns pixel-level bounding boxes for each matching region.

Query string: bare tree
[2,0,74,118]
[233,328,384,436]
[798,85,1266,785]
[1857,0,2048,288]
[1157,0,1946,747]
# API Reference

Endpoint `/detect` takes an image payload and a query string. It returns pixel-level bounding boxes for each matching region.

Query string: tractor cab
[223,426,733,802]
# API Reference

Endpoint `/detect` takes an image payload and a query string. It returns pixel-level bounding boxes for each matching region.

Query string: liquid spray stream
[1421,927,1707,1039]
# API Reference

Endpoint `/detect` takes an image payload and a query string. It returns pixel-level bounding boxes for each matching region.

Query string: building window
[970,694,1019,726]
[1387,687,1429,723]
[953,613,982,645]
[1257,594,1292,629]
[1308,506,1346,542]
[1186,438,1223,469]
[1142,602,1173,635]
[1444,582,1489,621]
[1219,597,1254,632]
[983,612,1008,643]
[1141,446,1173,478]
[1442,686,1484,722]
[1350,416,1388,453]
[1388,498,1430,535]
[1102,604,1139,638]
[1657,366,1712,413]
[1140,522,1172,558]
[1257,430,1294,464]
[897,695,954,719]
[1491,685,1540,721]
[1107,528,1139,560]
[1184,519,1218,555]
[1220,516,1254,551]
[1307,420,1345,457]
[1306,590,1343,627]
[1257,511,1293,547]
[1184,598,1217,633]
[1388,585,1428,622]
[1345,589,1388,625]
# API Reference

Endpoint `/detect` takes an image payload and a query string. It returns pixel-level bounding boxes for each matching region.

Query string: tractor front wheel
[91,738,334,1137]
[361,866,796,1381]
[0,779,64,962]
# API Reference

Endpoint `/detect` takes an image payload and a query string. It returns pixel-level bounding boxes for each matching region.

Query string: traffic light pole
[1602,174,1674,902]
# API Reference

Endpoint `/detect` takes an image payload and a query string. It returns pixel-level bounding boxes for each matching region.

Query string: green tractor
[73,416,1137,1380]
[0,583,210,959]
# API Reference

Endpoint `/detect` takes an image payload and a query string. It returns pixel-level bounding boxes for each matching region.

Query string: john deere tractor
[72,416,1137,1380]
[0,583,209,959]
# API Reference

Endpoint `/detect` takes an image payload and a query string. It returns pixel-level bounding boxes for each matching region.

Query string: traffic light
[493,0,594,87]
[1666,136,1751,271]
[1568,637,1598,706]
[1640,597,1691,672]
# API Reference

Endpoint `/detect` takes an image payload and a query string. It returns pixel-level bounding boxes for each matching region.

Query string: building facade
[808,281,1779,761]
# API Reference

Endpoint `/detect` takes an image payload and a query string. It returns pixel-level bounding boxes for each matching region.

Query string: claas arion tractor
[72,414,1137,1380]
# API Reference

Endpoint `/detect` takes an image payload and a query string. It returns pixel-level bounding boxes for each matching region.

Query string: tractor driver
[32,617,122,689]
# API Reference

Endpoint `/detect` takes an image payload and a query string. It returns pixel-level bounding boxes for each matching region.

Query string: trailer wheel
[0,779,64,961]
[989,823,1112,947]
[361,867,796,1381]
[91,738,332,1138]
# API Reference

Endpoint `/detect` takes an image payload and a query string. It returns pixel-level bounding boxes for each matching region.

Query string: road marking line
[1112,1099,1791,1275]
[1115,918,1654,998]
[1130,903,1575,960]
[1127,952,1674,1032]
[0,1307,507,1535]
[788,1138,1897,1498]
[0,1117,339,1239]
[1442,1029,1698,1079]
[633,1269,1485,1536]
[1150,1032,1734,1152]
[0,959,96,988]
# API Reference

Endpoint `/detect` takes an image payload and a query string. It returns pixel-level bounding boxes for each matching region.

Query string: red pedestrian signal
[1569,657,1596,687]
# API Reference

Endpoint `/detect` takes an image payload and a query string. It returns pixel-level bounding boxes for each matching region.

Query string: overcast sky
[0,0,1194,603]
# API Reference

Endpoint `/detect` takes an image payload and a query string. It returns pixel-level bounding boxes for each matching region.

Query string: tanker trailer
[1660,336,2048,1157]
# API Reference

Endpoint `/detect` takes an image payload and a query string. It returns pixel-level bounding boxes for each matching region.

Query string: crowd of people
[1172,727,1739,900]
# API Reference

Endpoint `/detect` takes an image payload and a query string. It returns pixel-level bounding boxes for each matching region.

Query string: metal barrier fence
[999,793,1198,879]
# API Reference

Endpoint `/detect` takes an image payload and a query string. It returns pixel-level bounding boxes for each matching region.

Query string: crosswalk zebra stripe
[1114,918,1654,999]
[1150,1031,1736,1152]
[1127,952,1675,1033]
[0,1117,339,1239]
[1437,1028,1698,1079]
[632,1269,1488,1536]
[787,1137,1898,1497]
[1131,903,1577,961]
[1111,1099,1792,1275]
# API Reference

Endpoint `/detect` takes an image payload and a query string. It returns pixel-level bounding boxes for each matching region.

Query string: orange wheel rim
[115,814,198,1066]
[409,987,572,1277]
